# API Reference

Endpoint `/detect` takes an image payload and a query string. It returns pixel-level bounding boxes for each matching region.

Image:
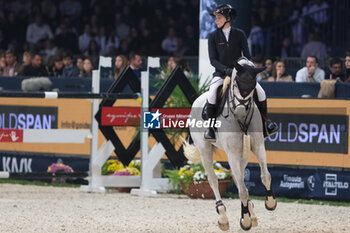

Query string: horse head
[230,58,265,124]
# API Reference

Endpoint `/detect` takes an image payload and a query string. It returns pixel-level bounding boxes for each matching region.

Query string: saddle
[201,73,257,120]
[202,85,229,120]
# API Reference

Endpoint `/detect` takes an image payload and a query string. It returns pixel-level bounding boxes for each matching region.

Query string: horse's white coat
[184,58,276,230]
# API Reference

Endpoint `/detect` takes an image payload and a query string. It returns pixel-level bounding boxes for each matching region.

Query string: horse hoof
[248,201,258,227]
[240,217,252,231]
[265,196,277,211]
[218,220,229,231]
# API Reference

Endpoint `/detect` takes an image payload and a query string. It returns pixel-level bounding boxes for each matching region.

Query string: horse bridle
[226,79,254,134]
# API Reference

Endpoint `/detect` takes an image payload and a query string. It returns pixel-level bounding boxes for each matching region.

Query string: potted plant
[101,158,141,192]
[165,161,231,199]
[47,162,74,183]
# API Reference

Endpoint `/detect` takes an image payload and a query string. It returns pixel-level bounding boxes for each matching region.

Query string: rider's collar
[222,26,231,41]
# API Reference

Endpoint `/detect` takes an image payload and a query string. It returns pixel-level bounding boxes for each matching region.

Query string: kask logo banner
[266,113,348,154]
[0,105,58,129]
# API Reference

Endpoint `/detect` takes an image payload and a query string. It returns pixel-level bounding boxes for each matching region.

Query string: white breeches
[207,76,266,104]
[207,76,223,104]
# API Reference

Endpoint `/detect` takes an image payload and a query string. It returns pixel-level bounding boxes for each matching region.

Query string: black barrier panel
[265,113,349,154]
[95,66,141,166]
[0,105,58,129]
[96,65,198,167]
[230,166,350,201]
[150,66,198,167]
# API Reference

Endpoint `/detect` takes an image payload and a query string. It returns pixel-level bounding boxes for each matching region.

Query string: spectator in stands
[129,52,142,79]
[76,55,84,77]
[26,14,54,46]
[22,51,32,67]
[20,52,48,77]
[0,54,5,76]
[41,39,58,65]
[183,25,198,55]
[248,15,264,56]
[41,0,58,20]
[296,56,325,83]
[114,12,130,41]
[62,52,79,78]
[307,0,329,25]
[253,55,265,82]
[301,32,327,60]
[161,27,178,55]
[175,56,193,78]
[167,56,176,72]
[326,57,345,82]
[2,49,22,77]
[84,39,100,57]
[267,59,293,82]
[114,55,128,79]
[78,24,94,53]
[11,0,32,20]
[100,29,120,56]
[80,58,94,78]
[264,58,273,79]
[47,55,64,77]
[59,0,82,19]
[345,52,350,82]
[54,23,79,53]
[160,56,176,79]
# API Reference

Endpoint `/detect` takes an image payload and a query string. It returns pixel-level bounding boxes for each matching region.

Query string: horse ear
[254,67,266,74]
[233,60,244,73]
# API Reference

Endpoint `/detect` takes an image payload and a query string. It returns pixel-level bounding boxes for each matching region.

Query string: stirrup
[204,127,216,141]
[264,120,279,138]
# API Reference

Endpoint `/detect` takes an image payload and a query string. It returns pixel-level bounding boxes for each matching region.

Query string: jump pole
[131,57,172,197]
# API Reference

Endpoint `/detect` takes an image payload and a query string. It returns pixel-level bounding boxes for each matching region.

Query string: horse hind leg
[199,146,229,231]
[251,142,277,211]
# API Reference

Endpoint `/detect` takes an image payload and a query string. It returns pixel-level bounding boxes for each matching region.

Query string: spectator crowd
[0,0,199,79]
[0,0,349,85]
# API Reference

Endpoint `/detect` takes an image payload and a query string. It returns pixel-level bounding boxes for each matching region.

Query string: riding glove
[224,67,233,77]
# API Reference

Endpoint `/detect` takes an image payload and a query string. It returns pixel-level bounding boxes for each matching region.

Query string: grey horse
[182,58,277,231]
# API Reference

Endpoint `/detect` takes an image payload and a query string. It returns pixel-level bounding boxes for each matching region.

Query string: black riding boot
[204,103,216,141]
[257,100,279,138]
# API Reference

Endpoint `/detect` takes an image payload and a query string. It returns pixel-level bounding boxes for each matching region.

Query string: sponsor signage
[266,113,348,154]
[101,107,192,128]
[0,105,58,129]
[0,153,89,173]
[0,129,23,142]
[228,166,350,201]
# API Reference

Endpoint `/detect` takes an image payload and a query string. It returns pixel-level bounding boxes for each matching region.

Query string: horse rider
[205,4,279,141]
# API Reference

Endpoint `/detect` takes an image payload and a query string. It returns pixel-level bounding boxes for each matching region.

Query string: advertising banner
[0,105,58,129]
[266,113,348,154]
[237,166,350,201]
[0,152,89,173]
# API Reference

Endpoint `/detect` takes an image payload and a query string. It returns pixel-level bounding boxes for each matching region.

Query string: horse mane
[221,58,254,96]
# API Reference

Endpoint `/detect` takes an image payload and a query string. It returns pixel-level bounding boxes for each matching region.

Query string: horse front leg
[200,146,229,231]
[228,154,257,231]
[251,140,277,211]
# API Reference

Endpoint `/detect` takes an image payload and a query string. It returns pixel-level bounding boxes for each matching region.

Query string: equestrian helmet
[211,4,237,21]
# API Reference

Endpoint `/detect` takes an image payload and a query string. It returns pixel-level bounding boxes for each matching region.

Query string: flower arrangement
[164,161,231,193]
[101,158,141,176]
[47,163,74,183]
[47,163,74,173]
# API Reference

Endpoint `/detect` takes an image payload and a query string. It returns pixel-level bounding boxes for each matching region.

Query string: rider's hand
[224,67,233,77]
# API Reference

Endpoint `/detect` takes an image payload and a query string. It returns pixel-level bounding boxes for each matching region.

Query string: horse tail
[221,76,231,96]
[180,136,201,164]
